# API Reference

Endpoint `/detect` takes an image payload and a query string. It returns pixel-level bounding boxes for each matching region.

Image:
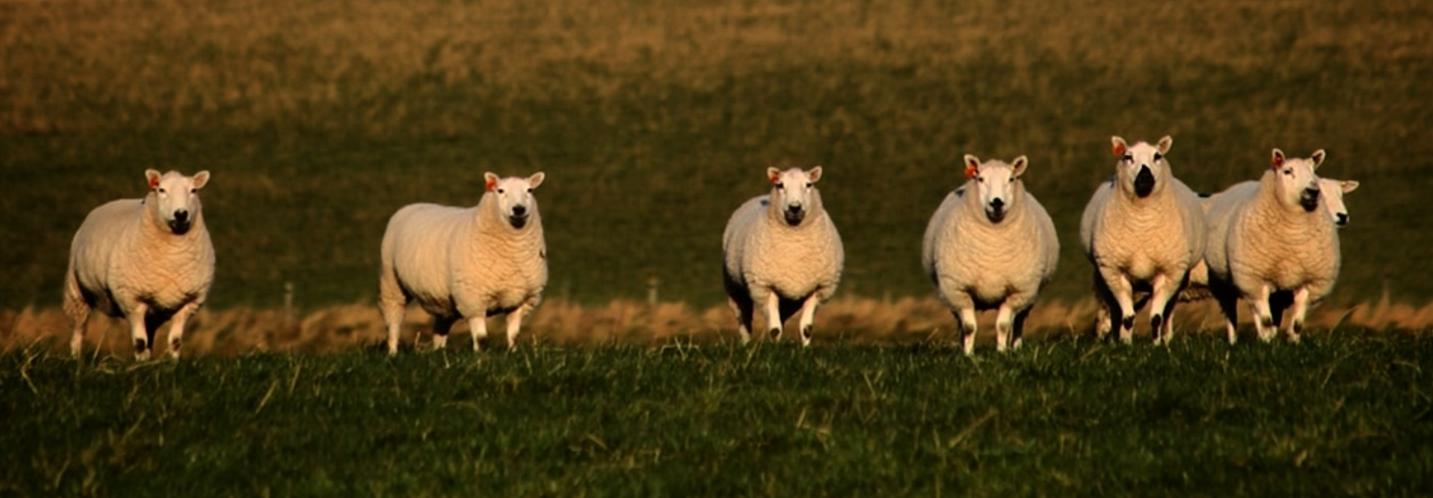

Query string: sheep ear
[527,171,546,190]
[1271,149,1286,169]
[1310,149,1326,170]
[1341,180,1359,193]
[484,172,499,192]
[1156,136,1173,154]
[806,166,823,183]
[1111,136,1128,157]
[963,154,981,179]
[767,167,782,184]
[191,170,210,190]
[1011,156,1029,178]
[145,169,162,189]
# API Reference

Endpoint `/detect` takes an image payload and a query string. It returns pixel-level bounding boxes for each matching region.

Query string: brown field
[6,295,1430,356]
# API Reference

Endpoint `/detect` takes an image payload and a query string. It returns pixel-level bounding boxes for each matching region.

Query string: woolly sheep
[922,155,1059,354]
[1319,177,1359,227]
[1204,149,1339,343]
[1080,136,1205,345]
[722,166,844,346]
[63,169,215,360]
[378,172,548,355]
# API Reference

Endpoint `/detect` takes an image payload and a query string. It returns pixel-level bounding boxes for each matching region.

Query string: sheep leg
[430,315,456,351]
[760,289,783,341]
[1210,278,1240,345]
[125,303,152,361]
[1147,274,1178,346]
[504,301,536,350]
[1012,307,1030,350]
[956,307,978,356]
[63,272,91,358]
[1249,285,1276,342]
[1100,269,1136,344]
[796,294,820,347]
[994,304,1015,353]
[1287,287,1311,344]
[165,302,200,360]
[1091,270,1113,340]
[727,295,755,345]
[378,274,407,356]
[467,315,489,352]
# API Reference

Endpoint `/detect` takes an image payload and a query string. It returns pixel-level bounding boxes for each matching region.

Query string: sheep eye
[1009,177,1015,183]
[1153,153,1163,161]
[526,188,532,193]
[805,182,812,188]
[976,176,984,183]
[158,187,166,193]
[189,188,197,193]
[497,188,505,194]
[775,182,784,189]
[1122,154,1133,162]
[1282,169,1292,176]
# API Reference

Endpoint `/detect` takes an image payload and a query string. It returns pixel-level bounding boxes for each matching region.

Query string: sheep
[1319,177,1359,227]
[63,169,215,360]
[1204,149,1339,343]
[1080,136,1205,345]
[378,172,548,355]
[922,155,1059,354]
[722,166,843,346]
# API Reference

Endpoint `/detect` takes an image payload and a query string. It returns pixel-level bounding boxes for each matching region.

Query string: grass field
[3,335,1431,496]
[3,0,1431,310]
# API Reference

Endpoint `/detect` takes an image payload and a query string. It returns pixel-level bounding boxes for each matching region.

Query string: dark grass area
[3,333,1431,496]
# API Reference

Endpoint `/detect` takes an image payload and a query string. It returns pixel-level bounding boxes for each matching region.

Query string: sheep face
[485,171,546,229]
[144,169,210,235]
[963,154,1028,224]
[1271,149,1325,213]
[766,166,823,227]
[1110,136,1173,199]
[1319,177,1358,227]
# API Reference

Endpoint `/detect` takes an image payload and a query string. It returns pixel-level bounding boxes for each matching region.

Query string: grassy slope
[2,334,1431,496]
[2,0,1431,309]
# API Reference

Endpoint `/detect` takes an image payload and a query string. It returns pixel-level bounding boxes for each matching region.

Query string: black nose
[1336,213,1348,226]
[511,205,527,216]
[1134,166,1156,198]
[989,198,1004,209]
[174,210,189,222]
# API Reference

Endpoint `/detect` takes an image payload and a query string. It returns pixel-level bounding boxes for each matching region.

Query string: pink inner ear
[148,177,159,189]
[964,164,978,179]
[769,173,781,184]
[1111,143,1125,157]
[1271,156,1285,169]
[485,178,497,191]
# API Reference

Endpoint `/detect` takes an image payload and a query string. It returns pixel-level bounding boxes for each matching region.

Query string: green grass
[3,333,1431,496]
[2,0,1431,309]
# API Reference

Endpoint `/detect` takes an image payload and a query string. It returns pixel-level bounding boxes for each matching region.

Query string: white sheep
[63,169,215,360]
[1204,149,1339,343]
[1319,177,1359,227]
[722,166,843,346]
[1080,136,1205,345]
[378,172,548,355]
[922,155,1059,354]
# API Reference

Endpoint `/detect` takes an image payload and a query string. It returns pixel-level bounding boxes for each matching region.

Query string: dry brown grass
[5,295,1427,356]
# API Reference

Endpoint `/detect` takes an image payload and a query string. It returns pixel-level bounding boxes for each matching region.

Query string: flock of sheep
[60,136,1359,359]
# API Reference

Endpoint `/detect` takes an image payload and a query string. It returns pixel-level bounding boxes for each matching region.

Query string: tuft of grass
[2,335,1431,496]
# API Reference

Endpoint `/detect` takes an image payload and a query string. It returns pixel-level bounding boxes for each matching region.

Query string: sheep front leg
[467,315,489,352]
[955,306,978,356]
[126,303,152,361]
[1248,284,1276,342]
[761,289,783,341]
[166,302,201,360]
[994,303,1015,353]
[796,294,821,347]
[1099,268,1136,344]
[1287,287,1311,344]
[1146,273,1179,346]
[504,300,537,350]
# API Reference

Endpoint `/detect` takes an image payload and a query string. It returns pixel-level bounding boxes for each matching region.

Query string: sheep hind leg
[165,302,200,360]
[1012,307,1031,350]
[63,283,91,358]
[430,315,456,351]
[378,269,408,356]
[726,294,755,345]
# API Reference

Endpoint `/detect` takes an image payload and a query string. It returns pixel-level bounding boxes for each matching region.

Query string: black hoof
[1121,315,1135,330]
[1292,322,1303,334]
[768,328,781,339]
[1261,317,1275,329]
[1150,314,1163,331]
[133,338,148,353]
